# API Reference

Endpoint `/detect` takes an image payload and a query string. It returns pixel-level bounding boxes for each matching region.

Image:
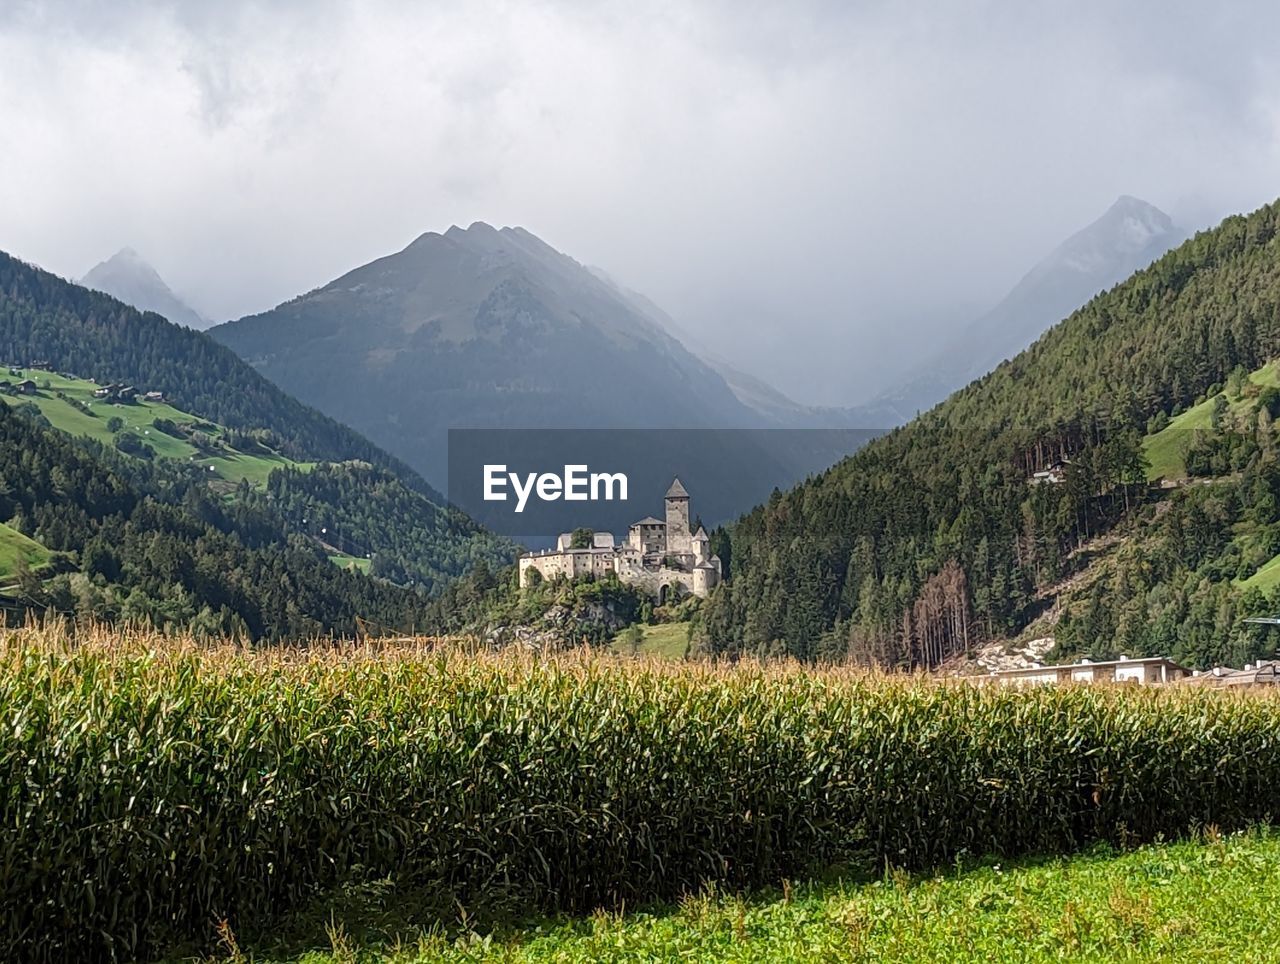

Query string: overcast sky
[1,1,1278,405]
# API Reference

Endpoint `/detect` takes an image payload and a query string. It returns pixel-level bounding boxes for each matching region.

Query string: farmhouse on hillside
[518,478,723,600]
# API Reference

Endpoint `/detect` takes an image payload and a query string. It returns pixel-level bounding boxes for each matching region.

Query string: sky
[1,0,1278,405]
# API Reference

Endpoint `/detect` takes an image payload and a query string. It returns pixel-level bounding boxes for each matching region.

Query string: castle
[518,478,723,599]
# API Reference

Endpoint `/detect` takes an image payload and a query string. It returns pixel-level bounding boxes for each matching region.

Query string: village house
[1030,460,1070,484]
[15,379,38,396]
[984,655,1189,686]
[518,478,723,600]
[93,383,138,402]
[1181,660,1280,688]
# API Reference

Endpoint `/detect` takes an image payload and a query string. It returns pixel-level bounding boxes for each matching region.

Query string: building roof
[1219,661,1280,686]
[631,516,664,527]
[693,526,708,539]
[666,477,689,499]
[988,656,1186,678]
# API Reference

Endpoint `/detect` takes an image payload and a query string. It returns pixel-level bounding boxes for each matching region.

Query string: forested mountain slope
[855,196,1185,425]
[1,251,425,473]
[700,200,1280,669]
[0,403,432,638]
[0,251,512,591]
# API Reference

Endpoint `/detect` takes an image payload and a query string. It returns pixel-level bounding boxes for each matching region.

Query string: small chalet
[1030,460,1071,485]
[94,384,138,402]
[15,379,38,395]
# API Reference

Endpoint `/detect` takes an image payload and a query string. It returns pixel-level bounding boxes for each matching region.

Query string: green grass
[611,621,690,658]
[1144,359,1280,480]
[328,552,372,574]
[1236,551,1280,592]
[248,829,1280,963]
[1143,397,1213,480]
[0,370,307,488]
[0,523,49,580]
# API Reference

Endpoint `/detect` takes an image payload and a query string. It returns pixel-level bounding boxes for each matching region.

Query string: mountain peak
[96,246,156,274]
[1109,194,1159,212]
[857,195,1187,423]
[80,247,208,329]
[1100,195,1175,238]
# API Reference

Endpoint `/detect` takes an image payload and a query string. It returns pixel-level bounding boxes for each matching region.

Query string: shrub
[151,416,184,438]
[113,432,154,459]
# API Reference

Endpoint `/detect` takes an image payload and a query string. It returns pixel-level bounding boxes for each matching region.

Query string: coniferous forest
[0,252,514,635]
[700,201,1280,669]
[0,402,436,638]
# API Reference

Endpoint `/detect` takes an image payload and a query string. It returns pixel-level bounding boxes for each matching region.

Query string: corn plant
[2,622,1279,961]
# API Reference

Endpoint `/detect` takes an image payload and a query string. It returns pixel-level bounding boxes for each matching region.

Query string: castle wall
[518,480,720,598]
[519,550,720,598]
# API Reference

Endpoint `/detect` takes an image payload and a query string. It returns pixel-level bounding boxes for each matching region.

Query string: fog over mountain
[210,223,756,483]
[80,248,208,329]
[3,3,1280,407]
[210,223,877,496]
[860,195,1186,424]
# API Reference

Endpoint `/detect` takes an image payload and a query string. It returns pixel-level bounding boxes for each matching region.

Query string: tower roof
[693,526,708,539]
[665,477,689,499]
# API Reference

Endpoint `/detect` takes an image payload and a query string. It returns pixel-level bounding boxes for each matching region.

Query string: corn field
[2,624,1279,962]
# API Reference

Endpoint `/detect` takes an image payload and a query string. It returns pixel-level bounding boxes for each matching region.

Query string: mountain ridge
[80,247,209,329]
[856,195,1186,424]
[211,223,776,487]
[699,198,1280,671]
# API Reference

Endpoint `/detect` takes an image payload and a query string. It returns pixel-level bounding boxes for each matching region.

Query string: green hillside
[0,522,49,580]
[701,200,1280,670]
[0,253,514,599]
[0,401,434,638]
[1,370,307,487]
[1144,359,1280,479]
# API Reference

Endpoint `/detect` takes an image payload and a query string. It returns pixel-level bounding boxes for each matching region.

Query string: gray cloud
[1,0,1277,404]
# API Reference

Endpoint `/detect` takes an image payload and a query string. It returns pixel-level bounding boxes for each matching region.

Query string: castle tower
[692,525,710,563]
[664,477,692,555]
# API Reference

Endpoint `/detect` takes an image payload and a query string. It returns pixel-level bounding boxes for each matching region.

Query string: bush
[151,416,184,438]
[113,432,154,459]
[10,402,50,428]
[5,633,1280,961]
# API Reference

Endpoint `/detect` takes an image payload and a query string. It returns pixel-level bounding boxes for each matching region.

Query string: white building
[984,655,1189,686]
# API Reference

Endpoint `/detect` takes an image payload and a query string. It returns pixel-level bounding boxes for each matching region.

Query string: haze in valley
[2,1,1279,405]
